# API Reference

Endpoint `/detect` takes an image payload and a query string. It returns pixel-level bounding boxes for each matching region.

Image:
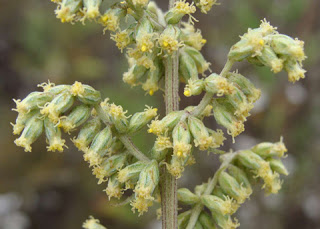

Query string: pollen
[149,90,154,96]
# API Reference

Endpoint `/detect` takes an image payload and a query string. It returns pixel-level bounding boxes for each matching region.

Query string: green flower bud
[188,116,214,151]
[227,165,252,190]
[269,34,306,61]
[82,0,102,21]
[47,85,71,95]
[194,0,218,14]
[172,121,192,158]
[204,73,235,96]
[218,171,250,204]
[100,8,125,32]
[40,91,75,124]
[165,0,196,24]
[195,183,208,196]
[178,210,191,229]
[158,25,182,54]
[198,211,217,229]
[284,58,306,83]
[148,111,183,135]
[55,0,82,23]
[226,72,261,103]
[212,212,240,229]
[211,186,227,199]
[267,158,288,176]
[201,195,234,216]
[179,51,199,82]
[184,46,211,74]
[142,58,164,95]
[70,81,101,105]
[108,103,129,133]
[250,139,287,158]
[237,150,266,170]
[180,22,207,51]
[150,143,170,161]
[167,153,195,178]
[132,0,150,8]
[14,115,44,152]
[84,126,113,167]
[72,118,102,152]
[257,46,284,73]
[177,188,199,205]
[82,216,106,229]
[183,79,204,97]
[12,110,40,135]
[60,105,91,133]
[128,106,158,133]
[44,118,66,152]
[13,92,53,114]
[118,161,148,184]
[105,174,123,200]
[92,152,128,184]
[123,63,148,86]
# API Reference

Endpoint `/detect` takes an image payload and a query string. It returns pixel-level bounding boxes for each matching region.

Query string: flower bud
[177,188,199,205]
[14,115,44,152]
[47,85,71,95]
[131,196,153,216]
[207,128,225,149]
[123,63,148,86]
[211,186,227,199]
[212,212,240,229]
[267,158,288,176]
[148,111,183,135]
[194,183,208,196]
[12,110,39,135]
[202,194,236,216]
[13,92,53,114]
[118,161,148,184]
[92,152,128,184]
[218,171,250,204]
[172,121,192,158]
[82,0,101,21]
[108,103,129,133]
[227,165,252,190]
[40,91,75,124]
[165,0,196,24]
[195,0,218,14]
[142,57,164,95]
[72,118,101,151]
[154,135,172,152]
[55,0,82,23]
[178,210,191,229]
[132,0,150,8]
[226,72,261,103]
[128,106,158,133]
[111,29,133,52]
[167,155,187,178]
[179,51,199,82]
[70,81,101,105]
[284,58,306,83]
[204,73,235,96]
[184,46,211,74]
[82,216,106,229]
[84,126,113,166]
[181,22,207,51]
[184,79,204,97]
[105,174,123,200]
[250,139,287,158]
[100,8,124,32]
[188,116,214,151]
[158,25,182,54]
[44,118,66,152]
[136,18,154,53]
[149,145,169,162]
[257,46,284,73]
[198,212,216,229]
[60,105,91,133]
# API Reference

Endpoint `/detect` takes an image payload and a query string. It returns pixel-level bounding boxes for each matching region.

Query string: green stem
[186,152,237,229]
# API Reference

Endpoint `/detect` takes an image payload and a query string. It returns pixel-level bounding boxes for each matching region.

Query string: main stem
[161,1,179,228]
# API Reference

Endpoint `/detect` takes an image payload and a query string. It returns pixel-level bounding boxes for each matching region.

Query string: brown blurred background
[0,0,319,228]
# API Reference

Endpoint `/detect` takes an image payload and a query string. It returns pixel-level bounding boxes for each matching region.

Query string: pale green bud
[201,195,234,216]
[12,110,39,135]
[92,152,128,184]
[55,0,82,23]
[158,25,181,54]
[134,160,159,199]
[179,51,199,82]
[105,174,123,200]
[167,154,191,178]
[284,58,306,83]
[60,105,91,133]
[44,118,66,152]
[123,64,148,86]
[211,186,227,199]
[118,161,148,184]
[84,126,113,166]
[13,92,53,114]
[184,79,204,97]
[136,17,153,39]
[204,73,235,96]
[82,216,106,229]
[184,46,211,74]
[188,116,215,151]
[237,150,267,170]
[47,85,71,95]
[267,158,288,176]
[257,46,284,73]
[40,91,75,124]
[198,211,217,229]
[72,118,101,151]
[212,212,240,229]
[108,103,129,133]
[251,139,287,158]
[178,210,191,229]
[195,183,208,196]
[226,72,261,103]
[149,145,169,162]
[100,8,125,32]
[14,115,44,152]
[177,188,199,205]
[172,121,192,158]
[165,0,196,24]
[142,57,164,96]
[227,165,252,190]
[132,0,150,8]
[218,171,250,204]
[128,106,158,133]
[148,111,183,135]
[82,0,101,20]
[228,38,257,62]
[70,81,101,105]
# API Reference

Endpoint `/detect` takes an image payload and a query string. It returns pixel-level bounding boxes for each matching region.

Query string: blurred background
[0,0,319,228]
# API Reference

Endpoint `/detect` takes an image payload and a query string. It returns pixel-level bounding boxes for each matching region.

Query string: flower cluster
[83,216,107,229]
[177,140,288,229]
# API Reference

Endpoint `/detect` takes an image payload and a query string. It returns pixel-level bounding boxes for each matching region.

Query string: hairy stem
[186,153,237,229]
[94,104,150,162]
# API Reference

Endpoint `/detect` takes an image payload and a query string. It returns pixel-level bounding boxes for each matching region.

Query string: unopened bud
[184,79,204,97]
[177,188,199,205]
[204,73,235,96]
[105,174,123,200]
[60,105,91,133]
[70,81,101,105]
[82,216,106,229]
[267,158,288,176]
[172,121,192,158]
[165,0,196,24]
[55,0,82,23]
[44,118,66,152]
[128,106,158,133]
[13,92,53,114]
[179,51,199,82]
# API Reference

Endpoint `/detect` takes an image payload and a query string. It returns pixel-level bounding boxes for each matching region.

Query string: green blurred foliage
[0,0,319,229]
